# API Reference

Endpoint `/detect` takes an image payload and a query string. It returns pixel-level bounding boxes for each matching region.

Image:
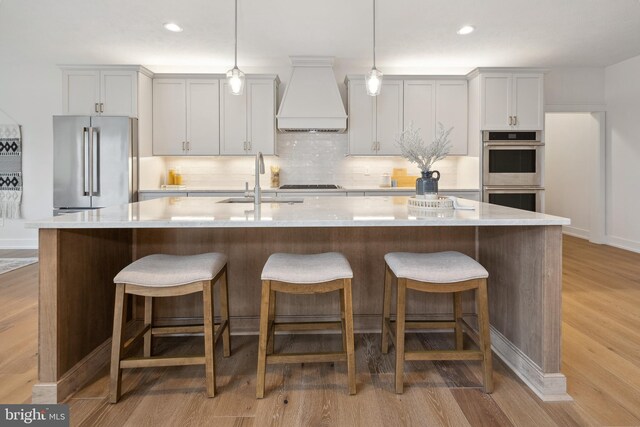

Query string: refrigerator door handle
[82,127,90,196]
[91,127,100,196]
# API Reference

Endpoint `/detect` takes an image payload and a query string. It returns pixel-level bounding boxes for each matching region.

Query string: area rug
[0,258,37,275]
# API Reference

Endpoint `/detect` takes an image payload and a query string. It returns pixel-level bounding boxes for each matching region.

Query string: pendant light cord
[234,0,238,68]
[372,0,376,69]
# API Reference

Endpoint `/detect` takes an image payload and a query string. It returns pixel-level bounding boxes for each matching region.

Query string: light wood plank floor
[1,237,639,426]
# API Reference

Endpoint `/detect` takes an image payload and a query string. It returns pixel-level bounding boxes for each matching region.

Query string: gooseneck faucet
[254,152,265,204]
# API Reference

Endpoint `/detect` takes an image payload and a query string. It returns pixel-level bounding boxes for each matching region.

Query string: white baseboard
[0,238,38,249]
[490,326,571,402]
[606,235,640,254]
[562,226,590,240]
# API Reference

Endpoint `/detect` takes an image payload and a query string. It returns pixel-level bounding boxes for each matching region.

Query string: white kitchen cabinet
[481,72,543,130]
[220,77,278,156]
[364,191,415,196]
[347,78,403,155]
[62,67,138,116]
[153,78,220,156]
[403,79,468,155]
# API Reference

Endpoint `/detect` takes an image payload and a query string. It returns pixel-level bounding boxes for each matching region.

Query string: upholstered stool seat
[109,253,231,403]
[384,251,488,283]
[382,251,494,394]
[256,252,356,398]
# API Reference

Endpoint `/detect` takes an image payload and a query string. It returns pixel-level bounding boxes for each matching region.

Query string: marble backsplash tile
[154,133,479,190]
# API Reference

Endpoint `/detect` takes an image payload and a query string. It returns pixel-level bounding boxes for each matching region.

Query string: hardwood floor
[1,237,639,426]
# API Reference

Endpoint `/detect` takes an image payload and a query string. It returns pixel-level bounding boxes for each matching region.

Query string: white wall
[544,67,605,112]
[605,54,640,252]
[0,63,60,248]
[545,113,602,239]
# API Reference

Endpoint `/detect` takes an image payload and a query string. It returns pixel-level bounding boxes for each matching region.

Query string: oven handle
[484,142,544,147]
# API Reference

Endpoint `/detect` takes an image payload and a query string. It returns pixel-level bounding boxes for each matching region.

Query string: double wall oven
[482,130,545,212]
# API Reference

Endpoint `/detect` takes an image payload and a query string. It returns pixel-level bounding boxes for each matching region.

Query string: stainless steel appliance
[483,187,545,213]
[483,131,543,187]
[482,130,544,212]
[53,116,138,215]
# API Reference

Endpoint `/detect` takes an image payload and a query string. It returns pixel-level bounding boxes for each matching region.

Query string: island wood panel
[478,225,562,372]
[133,227,477,329]
[38,228,133,381]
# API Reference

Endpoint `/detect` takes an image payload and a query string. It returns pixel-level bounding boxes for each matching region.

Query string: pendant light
[365,0,382,96]
[226,0,245,95]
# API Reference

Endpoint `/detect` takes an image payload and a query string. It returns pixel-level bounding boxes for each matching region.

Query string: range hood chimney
[277,56,347,133]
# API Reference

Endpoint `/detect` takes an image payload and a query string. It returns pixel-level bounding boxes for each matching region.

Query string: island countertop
[28,196,569,229]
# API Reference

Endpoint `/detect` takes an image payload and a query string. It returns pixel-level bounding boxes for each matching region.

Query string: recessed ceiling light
[163,22,183,33]
[457,25,475,35]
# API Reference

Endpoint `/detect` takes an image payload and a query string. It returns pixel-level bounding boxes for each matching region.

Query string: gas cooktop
[279,184,342,190]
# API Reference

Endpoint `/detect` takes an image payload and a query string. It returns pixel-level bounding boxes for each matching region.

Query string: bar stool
[256,252,356,398]
[381,251,493,394]
[109,253,231,403]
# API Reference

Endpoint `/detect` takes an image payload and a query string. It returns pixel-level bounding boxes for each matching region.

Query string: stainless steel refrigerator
[53,116,138,215]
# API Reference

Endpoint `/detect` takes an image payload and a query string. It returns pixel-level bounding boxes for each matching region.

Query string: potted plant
[395,122,453,198]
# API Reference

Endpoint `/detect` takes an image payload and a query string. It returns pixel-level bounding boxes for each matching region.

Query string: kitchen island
[28,196,570,403]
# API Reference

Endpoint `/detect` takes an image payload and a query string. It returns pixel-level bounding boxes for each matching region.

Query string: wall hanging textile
[0,124,22,219]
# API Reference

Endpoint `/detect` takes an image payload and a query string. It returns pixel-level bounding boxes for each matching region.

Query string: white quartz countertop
[29,196,569,229]
[139,187,481,193]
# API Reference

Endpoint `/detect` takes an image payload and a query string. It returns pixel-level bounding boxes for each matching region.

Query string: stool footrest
[405,350,484,361]
[274,321,342,332]
[267,351,347,364]
[120,355,205,369]
[152,325,204,335]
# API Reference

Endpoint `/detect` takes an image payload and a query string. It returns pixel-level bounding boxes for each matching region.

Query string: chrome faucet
[253,152,265,204]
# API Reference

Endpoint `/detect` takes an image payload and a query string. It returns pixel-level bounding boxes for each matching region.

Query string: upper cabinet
[153,78,220,156]
[220,76,279,156]
[480,72,543,130]
[347,78,403,156]
[404,79,468,155]
[61,66,150,117]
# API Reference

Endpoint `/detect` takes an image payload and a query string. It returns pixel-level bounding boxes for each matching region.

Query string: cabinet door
[404,80,436,148]
[63,70,100,115]
[481,74,511,130]
[186,79,220,155]
[512,74,544,130]
[347,80,376,155]
[152,79,186,156]
[220,81,248,155]
[376,80,404,155]
[246,79,276,155]
[100,71,137,116]
[435,80,468,155]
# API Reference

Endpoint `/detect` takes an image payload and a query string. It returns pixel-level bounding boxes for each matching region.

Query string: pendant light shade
[365,0,382,96]
[227,0,245,95]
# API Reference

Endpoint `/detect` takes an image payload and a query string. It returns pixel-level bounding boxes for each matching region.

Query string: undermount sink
[219,197,304,204]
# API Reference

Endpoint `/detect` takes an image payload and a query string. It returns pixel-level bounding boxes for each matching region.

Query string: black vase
[416,170,440,196]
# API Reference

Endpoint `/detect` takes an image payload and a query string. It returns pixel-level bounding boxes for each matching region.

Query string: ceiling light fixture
[226,0,245,95]
[457,25,475,35]
[163,22,183,33]
[365,0,382,96]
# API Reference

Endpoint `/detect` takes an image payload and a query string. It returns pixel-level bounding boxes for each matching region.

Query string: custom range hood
[277,56,347,133]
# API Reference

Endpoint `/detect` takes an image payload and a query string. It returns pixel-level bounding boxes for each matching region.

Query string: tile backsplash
[149,133,479,190]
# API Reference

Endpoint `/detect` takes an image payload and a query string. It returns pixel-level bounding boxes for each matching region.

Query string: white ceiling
[1,0,640,73]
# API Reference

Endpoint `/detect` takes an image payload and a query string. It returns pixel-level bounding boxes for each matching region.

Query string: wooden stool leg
[143,296,153,357]
[477,278,494,393]
[339,288,347,351]
[395,279,407,394]
[109,284,127,403]
[453,292,464,351]
[343,279,356,395]
[203,280,216,397]
[219,267,231,358]
[256,280,271,398]
[381,264,393,354]
[267,289,276,355]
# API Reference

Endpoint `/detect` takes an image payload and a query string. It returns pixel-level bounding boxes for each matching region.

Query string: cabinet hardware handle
[514,116,518,126]
[243,141,247,151]
[372,141,376,152]
[508,116,513,126]
[100,103,104,113]
[248,141,252,151]
[182,141,186,151]
[94,103,99,113]
[186,141,190,151]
